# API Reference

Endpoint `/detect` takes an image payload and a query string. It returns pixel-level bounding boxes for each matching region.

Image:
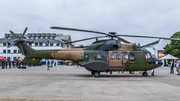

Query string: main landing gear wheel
[142,72,148,77]
[93,71,100,77]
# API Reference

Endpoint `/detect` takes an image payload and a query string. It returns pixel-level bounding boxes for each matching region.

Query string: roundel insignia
[80,56,83,59]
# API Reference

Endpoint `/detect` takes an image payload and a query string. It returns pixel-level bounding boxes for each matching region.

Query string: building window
[7,50,11,53]
[3,43,6,46]
[3,50,6,53]
[29,43,32,46]
[116,54,121,59]
[50,43,53,46]
[18,50,21,53]
[61,43,63,47]
[35,43,38,46]
[56,43,59,46]
[14,50,17,53]
[46,43,49,46]
[110,54,115,59]
[8,43,11,46]
[13,57,17,60]
[7,57,10,61]
[39,43,42,46]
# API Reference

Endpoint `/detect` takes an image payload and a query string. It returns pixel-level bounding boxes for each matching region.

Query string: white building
[141,39,171,59]
[0,33,74,61]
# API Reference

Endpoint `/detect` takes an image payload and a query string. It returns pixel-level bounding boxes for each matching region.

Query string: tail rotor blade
[9,30,18,38]
[20,45,25,55]
[22,27,28,38]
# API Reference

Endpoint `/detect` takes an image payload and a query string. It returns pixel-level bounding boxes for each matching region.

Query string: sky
[0,0,180,46]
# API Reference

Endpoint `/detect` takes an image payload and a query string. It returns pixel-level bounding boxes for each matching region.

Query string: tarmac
[0,65,180,101]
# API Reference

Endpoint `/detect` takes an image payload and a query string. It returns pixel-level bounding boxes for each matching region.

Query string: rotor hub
[108,32,117,39]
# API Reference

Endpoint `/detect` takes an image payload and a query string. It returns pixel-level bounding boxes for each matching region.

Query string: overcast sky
[0,0,180,46]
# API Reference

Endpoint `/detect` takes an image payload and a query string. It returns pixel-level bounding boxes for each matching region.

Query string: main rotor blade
[117,35,180,40]
[7,41,16,48]
[51,26,107,35]
[22,27,28,38]
[64,36,107,44]
[19,45,25,55]
[115,36,131,43]
[9,30,18,38]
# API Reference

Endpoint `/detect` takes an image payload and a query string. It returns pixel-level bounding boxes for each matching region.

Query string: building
[141,39,171,59]
[0,33,74,61]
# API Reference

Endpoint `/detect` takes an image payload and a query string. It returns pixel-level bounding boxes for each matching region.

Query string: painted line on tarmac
[0,99,79,101]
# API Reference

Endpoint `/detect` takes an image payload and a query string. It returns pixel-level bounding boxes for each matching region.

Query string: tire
[93,71,100,77]
[142,72,148,77]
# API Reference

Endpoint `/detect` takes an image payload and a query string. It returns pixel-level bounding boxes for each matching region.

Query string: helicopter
[7,27,180,77]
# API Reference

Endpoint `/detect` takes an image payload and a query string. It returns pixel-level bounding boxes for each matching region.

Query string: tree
[164,31,180,58]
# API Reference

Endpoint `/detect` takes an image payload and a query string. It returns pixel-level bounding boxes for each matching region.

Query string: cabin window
[97,54,101,59]
[124,54,128,59]
[84,54,89,59]
[116,54,121,59]
[110,54,115,59]
[129,54,135,61]
[8,43,11,46]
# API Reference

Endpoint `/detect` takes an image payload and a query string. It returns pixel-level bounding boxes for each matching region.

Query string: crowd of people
[0,60,28,69]
[169,60,180,75]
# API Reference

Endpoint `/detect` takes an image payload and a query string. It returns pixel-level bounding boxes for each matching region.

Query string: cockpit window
[144,52,153,65]
[144,53,151,59]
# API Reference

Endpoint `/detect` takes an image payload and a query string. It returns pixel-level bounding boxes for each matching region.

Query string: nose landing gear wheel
[93,71,100,77]
[142,72,148,77]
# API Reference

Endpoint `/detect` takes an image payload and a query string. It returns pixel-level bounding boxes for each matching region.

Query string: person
[5,60,7,69]
[12,60,14,68]
[176,60,180,75]
[9,61,11,69]
[16,60,18,68]
[2,60,4,69]
[47,61,50,71]
[170,60,174,74]
[52,61,54,68]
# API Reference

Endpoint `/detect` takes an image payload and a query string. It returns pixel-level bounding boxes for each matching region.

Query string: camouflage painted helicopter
[7,27,180,77]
